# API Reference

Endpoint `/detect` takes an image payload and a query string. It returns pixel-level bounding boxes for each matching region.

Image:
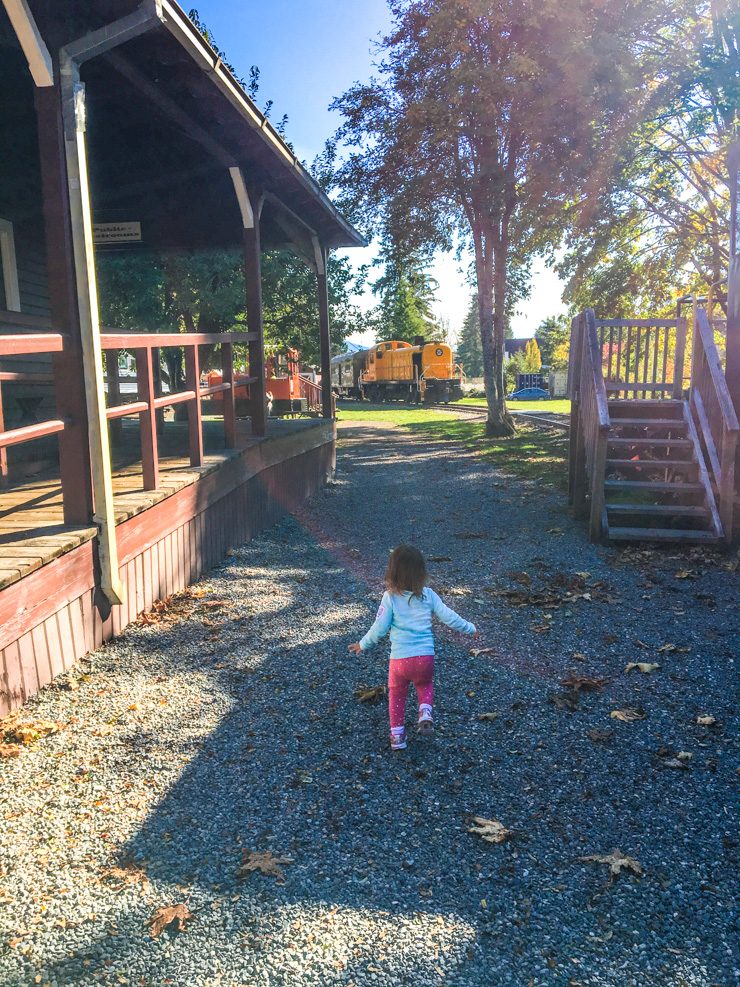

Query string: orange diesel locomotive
[331,339,463,403]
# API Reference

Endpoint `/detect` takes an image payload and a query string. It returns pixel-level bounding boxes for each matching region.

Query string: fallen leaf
[470,647,497,657]
[676,751,693,761]
[657,643,690,654]
[4,719,59,745]
[624,662,660,674]
[467,817,513,844]
[0,743,21,758]
[101,863,149,890]
[661,758,690,770]
[560,675,607,692]
[549,691,580,712]
[237,850,293,881]
[508,571,532,586]
[696,715,716,726]
[572,652,588,662]
[674,570,699,580]
[587,728,613,744]
[610,708,646,722]
[353,685,386,704]
[580,850,642,879]
[531,622,551,634]
[148,904,194,938]
[477,712,499,722]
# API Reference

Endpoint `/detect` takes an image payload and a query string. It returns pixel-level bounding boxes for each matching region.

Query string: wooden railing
[596,318,687,399]
[0,331,68,484]
[568,310,610,539]
[99,332,255,491]
[297,374,323,413]
[689,309,739,540]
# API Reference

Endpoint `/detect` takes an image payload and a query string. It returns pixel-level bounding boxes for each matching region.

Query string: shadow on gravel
[33,426,737,987]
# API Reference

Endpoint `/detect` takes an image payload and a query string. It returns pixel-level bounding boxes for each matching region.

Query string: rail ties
[429,403,570,431]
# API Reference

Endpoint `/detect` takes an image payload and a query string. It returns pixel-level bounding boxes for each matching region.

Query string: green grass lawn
[452,396,571,414]
[336,402,568,488]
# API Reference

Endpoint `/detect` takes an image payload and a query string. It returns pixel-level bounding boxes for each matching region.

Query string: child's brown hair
[385,545,427,600]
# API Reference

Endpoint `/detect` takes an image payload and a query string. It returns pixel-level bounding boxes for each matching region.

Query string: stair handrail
[690,308,739,540]
[583,310,611,539]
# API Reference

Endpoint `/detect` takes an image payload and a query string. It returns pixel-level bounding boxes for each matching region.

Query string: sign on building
[93,222,142,245]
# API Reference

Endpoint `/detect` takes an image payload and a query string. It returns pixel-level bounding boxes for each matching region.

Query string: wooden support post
[0,382,7,486]
[229,167,266,437]
[106,350,123,443]
[59,62,123,604]
[313,236,333,419]
[221,341,236,448]
[134,347,159,490]
[727,142,740,420]
[33,81,94,527]
[673,316,688,399]
[184,344,203,466]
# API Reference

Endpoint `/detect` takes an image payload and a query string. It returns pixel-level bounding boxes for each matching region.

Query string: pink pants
[388,655,434,730]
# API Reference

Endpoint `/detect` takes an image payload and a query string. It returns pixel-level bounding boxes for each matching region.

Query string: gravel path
[1,418,737,987]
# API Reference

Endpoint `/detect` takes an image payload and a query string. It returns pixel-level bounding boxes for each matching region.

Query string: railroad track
[430,402,570,431]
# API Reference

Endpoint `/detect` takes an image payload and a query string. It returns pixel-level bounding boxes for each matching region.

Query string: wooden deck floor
[0,417,324,590]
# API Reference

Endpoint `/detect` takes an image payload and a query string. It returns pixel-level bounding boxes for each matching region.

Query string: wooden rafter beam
[1,0,53,87]
[104,50,237,169]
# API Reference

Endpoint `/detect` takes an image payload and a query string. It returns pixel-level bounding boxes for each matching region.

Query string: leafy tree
[523,338,542,373]
[371,241,441,342]
[535,315,570,368]
[332,0,688,435]
[559,5,737,316]
[457,295,484,377]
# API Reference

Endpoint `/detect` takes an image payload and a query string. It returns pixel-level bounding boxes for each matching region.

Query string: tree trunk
[490,241,515,436]
[474,230,515,437]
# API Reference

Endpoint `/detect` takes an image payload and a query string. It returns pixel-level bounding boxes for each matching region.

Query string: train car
[332,339,463,403]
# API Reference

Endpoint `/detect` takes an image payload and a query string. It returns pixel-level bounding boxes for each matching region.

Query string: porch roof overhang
[24,0,364,255]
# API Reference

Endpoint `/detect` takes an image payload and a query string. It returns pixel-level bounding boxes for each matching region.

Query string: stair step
[610,419,687,429]
[609,399,683,410]
[604,480,704,494]
[606,526,719,543]
[606,459,696,471]
[606,503,709,518]
[607,437,692,448]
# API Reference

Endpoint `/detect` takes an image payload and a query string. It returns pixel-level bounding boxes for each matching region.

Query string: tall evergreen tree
[457,295,484,377]
[371,243,441,342]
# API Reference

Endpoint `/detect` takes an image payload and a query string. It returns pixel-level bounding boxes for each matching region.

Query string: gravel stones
[0,418,737,986]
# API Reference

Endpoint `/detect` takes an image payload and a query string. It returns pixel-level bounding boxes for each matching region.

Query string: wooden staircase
[568,309,738,545]
[602,399,721,543]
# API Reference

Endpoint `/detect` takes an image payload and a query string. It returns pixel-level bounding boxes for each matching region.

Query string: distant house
[504,338,529,362]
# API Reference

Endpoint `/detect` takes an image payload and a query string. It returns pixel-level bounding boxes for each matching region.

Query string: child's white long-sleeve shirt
[359,588,476,659]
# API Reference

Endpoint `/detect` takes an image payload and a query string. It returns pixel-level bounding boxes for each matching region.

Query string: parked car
[509,386,549,400]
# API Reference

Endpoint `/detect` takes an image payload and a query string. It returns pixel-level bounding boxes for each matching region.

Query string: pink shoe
[390,728,407,750]
[418,704,434,735]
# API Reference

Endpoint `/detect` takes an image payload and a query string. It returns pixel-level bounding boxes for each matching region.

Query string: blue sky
[193,1,566,342]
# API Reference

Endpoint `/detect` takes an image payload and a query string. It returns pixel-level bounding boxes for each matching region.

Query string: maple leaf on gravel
[610,708,647,722]
[580,850,643,880]
[237,850,293,881]
[353,685,386,704]
[0,743,21,758]
[467,817,514,844]
[148,904,194,938]
[559,674,607,692]
[624,662,660,674]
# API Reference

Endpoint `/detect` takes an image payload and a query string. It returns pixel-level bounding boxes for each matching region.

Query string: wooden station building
[0,0,363,714]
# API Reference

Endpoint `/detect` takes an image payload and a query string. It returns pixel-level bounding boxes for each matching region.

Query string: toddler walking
[349,545,478,750]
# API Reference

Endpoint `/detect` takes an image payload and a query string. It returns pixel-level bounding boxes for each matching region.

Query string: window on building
[0,219,21,311]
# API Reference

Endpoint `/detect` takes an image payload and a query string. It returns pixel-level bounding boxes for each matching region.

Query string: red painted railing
[0,331,68,484]
[99,332,257,491]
